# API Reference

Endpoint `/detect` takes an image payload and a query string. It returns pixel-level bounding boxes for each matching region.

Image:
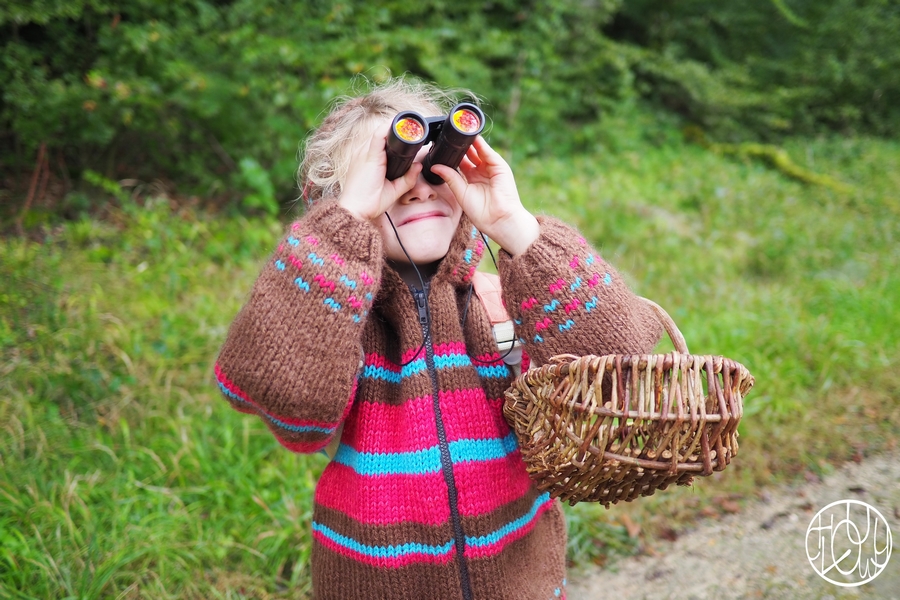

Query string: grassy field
[2,136,899,597]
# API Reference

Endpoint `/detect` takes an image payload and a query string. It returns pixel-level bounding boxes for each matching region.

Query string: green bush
[1,0,629,204]
[2,0,898,210]
[609,0,900,139]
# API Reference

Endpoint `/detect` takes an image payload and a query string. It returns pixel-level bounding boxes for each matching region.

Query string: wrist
[337,194,371,222]
[489,211,540,257]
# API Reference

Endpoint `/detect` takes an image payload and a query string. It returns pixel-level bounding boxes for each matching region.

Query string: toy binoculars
[385,102,485,184]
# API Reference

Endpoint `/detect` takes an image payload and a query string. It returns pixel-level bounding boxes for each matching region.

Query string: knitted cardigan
[215,200,662,600]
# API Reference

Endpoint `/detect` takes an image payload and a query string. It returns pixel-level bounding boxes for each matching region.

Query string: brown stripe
[458,485,547,539]
[312,540,463,600]
[314,503,454,549]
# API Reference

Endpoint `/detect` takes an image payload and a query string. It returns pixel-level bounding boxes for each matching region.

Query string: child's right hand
[338,119,422,222]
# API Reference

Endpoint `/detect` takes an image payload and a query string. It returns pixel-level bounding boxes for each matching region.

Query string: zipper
[412,286,474,600]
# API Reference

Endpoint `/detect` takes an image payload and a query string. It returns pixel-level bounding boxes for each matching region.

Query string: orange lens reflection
[452,109,480,133]
[395,118,425,142]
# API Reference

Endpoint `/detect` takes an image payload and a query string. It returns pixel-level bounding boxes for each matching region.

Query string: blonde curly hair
[298,77,476,206]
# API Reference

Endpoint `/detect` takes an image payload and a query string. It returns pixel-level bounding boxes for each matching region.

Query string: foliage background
[2,0,899,211]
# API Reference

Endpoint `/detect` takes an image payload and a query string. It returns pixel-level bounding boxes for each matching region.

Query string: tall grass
[3,137,899,596]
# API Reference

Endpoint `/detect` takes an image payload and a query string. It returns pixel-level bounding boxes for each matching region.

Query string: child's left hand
[431,136,540,257]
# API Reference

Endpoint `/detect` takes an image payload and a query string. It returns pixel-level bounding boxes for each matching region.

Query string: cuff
[303,200,383,264]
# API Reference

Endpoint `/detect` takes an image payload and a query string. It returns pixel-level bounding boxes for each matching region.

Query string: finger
[472,135,505,166]
[392,162,422,196]
[457,155,481,182]
[430,164,467,201]
[464,144,483,168]
[367,126,389,160]
[414,144,431,163]
[377,162,421,216]
[458,154,476,172]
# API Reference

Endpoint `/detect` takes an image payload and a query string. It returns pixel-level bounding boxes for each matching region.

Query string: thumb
[388,162,422,199]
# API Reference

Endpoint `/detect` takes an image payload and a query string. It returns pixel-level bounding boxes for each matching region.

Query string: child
[215,78,662,600]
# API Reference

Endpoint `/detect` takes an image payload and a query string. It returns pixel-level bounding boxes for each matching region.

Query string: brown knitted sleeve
[498,215,663,368]
[215,200,383,453]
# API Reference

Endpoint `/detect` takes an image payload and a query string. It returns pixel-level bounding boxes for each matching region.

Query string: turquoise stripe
[334,444,442,475]
[361,352,482,382]
[362,360,426,383]
[362,365,401,384]
[449,433,519,464]
[434,353,472,369]
[312,522,454,559]
[465,492,552,548]
[334,433,520,476]
[218,382,334,434]
[475,364,510,378]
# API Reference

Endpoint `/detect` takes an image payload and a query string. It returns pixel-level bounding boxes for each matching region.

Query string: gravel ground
[567,450,900,600]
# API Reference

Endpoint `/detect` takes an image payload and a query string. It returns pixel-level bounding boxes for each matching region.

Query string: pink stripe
[314,532,454,568]
[340,396,439,454]
[438,388,511,442]
[215,363,343,429]
[454,453,535,516]
[433,341,467,356]
[401,346,426,363]
[474,352,504,366]
[315,463,451,525]
[364,353,400,373]
[464,498,554,558]
[314,453,535,523]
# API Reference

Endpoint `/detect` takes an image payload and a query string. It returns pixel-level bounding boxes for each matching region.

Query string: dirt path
[567,451,900,600]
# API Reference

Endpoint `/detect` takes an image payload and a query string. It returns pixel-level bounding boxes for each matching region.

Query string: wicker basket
[503,299,754,507]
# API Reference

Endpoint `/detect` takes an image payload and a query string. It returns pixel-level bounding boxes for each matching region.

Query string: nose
[397,171,438,205]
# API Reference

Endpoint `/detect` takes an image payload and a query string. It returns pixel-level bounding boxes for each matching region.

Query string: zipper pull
[413,288,429,327]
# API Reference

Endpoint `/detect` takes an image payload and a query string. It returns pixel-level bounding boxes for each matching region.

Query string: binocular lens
[394,117,425,142]
[452,109,481,133]
[384,103,484,183]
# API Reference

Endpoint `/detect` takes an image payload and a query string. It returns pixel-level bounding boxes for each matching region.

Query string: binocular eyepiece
[385,102,485,184]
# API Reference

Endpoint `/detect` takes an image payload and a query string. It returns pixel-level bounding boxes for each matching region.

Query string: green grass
[3,137,899,596]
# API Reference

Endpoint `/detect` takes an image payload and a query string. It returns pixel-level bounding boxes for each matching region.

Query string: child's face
[374,144,463,267]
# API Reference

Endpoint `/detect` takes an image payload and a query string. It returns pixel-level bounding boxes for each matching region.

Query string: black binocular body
[385,102,485,185]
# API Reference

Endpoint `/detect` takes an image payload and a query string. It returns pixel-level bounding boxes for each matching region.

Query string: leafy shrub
[608,0,900,139]
[2,0,898,210]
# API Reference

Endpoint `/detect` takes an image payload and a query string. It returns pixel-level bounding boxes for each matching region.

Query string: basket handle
[639,297,690,354]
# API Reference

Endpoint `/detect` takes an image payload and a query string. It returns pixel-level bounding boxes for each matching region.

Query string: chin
[408,245,451,264]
